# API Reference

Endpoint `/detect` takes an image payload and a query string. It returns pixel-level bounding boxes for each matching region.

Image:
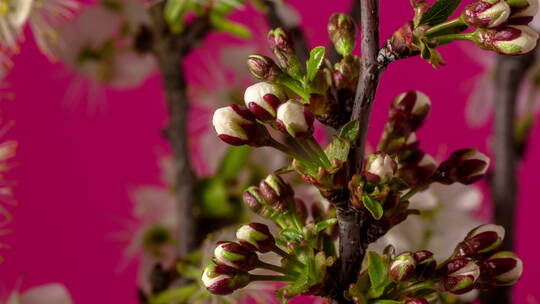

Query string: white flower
[6,283,73,304]
[0,0,34,50]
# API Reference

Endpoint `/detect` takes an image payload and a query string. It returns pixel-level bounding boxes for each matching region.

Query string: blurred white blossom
[6,283,73,304]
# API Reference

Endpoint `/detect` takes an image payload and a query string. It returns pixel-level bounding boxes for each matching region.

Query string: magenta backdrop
[2,1,540,303]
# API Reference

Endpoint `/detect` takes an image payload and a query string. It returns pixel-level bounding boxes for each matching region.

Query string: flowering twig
[480,50,536,304]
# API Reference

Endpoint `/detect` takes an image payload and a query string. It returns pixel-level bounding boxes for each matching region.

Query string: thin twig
[480,51,536,304]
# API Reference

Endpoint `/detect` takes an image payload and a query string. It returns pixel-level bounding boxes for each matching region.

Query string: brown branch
[480,51,536,304]
[147,1,211,293]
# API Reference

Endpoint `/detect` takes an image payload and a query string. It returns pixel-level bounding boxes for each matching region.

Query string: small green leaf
[210,14,251,39]
[420,0,461,26]
[217,146,251,181]
[338,120,360,142]
[277,76,310,101]
[362,194,384,220]
[367,251,387,298]
[306,46,326,82]
[153,284,198,304]
[164,0,189,33]
[280,229,304,242]
[325,136,350,162]
[314,218,337,233]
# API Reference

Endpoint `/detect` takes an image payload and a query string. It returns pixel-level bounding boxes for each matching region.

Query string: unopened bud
[390,252,417,282]
[276,100,315,138]
[202,263,250,295]
[398,151,437,187]
[442,258,481,294]
[462,0,511,28]
[268,28,302,78]
[483,251,523,286]
[455,224,505,257]
[213,105,271,147]
[247,54,283,81]
[392,90,432,131]
[508,0,538,24]
[259,174,293,208]
[364,152,397,184]
[244,82,286,121]
[236,223,276,253]
[242,186,276,219]
[474,25,538,55]
[414,250,437,280]
[434,148,490,185]
[328,13,358,56]
[214,241,259,271]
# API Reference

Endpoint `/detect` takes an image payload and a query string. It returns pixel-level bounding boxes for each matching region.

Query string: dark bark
[147,2,211,291]
[480,51,535,304]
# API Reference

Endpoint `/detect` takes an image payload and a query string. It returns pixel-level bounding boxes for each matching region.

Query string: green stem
[250,274,296,282]
[257,261,299,276]
[268,138,312,165]
[431,32,474,46]
[297,138,325,168]
[400,185,423,201]
[425,17,466,37]
[307,137,332,168]
[273,246,305,268]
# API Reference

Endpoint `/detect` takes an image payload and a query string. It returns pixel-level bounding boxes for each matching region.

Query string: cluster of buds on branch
[346,224,522,303]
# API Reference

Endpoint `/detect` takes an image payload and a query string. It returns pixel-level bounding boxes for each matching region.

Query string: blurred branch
[480,50,536,304]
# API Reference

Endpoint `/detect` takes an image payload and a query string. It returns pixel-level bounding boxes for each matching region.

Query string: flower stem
[257,261,299,276]
[425,17,466,37]
[250,274,296,282]
[307,137,332,168]
[297,138,326,168]
[272,246,305,268]
[268,138,312,164]
[431,32,474,46]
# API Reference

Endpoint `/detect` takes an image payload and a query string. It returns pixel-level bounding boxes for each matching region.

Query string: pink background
[2,0,540,303]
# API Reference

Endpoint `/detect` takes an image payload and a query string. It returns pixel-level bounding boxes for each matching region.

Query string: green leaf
[280,229,304,242]
[338,120,360,142]
[314,218,337,233]
[217,146,251,181]
[277,76,310,101]
[210,14,251,39]
[164,0,189,33]
[213,0,246,14]
[420,0,461,26]
[367,251,387,298]
[153,284,198,304]
[324,136,350,162]
[306,46,326,82]
[362,194,384,220]
[196,178,234,218]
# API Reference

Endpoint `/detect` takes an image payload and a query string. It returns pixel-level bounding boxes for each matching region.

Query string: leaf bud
[328,13,358,56]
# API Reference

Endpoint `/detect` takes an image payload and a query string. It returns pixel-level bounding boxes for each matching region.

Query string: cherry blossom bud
[434,148,490,185]
[244,82,286,121]
[390,252,417,282]
[364,152,397,184]
[508,0,539,24]
[328,13,358,56]
[455,224,505,257]
[441,258,481,294]
[213,105,272,147]
[484,251,523,286]
[202,263,250,295]
[247,54,283,81]
[214,241,259,271]
[403,298,429,304]
[414,250,437,280]
[474,25,539,55]
[242,186,277,219]
[392,90,432,131]
[260,174,293,204]
[236,223,276,253]
[268,28,302,78]
[398,151,438,187]
[276,100,315,138]
[462,0,511,28]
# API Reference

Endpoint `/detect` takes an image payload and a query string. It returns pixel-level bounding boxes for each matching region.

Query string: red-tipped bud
[414,250,437,280]
[364,152,397,184]
[392,90,432,131]
[259,174,293,209]
[474,25,539,55]
[213,105,271,147]
[268,28,302,78]
[390,252,417,282]
[508,0,538,24]
[244,82,286,121]
[247,54,283,81]
[202,263,250,295]
[462,0,511,28]
[455,224,505,257]
[242,186,277,219]
[441,258,481,294]
[214,241,259,271]
[435,148,490,185]
[236,223,276,253]
[398,151,438,187]
[483,251,523,286]
[276,100,314,138]
[328,13,358,56]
